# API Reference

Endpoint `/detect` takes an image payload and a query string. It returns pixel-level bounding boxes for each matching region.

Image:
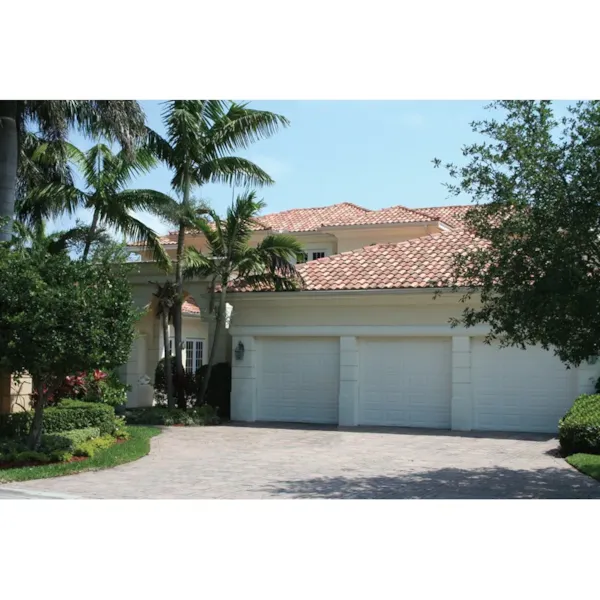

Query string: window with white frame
[184,339,204,374]
[297,250,327,263]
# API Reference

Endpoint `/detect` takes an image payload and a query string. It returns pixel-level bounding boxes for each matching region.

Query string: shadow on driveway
[261,466,600,499]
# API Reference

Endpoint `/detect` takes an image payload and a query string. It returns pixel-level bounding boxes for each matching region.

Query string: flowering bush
[32,369,129,407]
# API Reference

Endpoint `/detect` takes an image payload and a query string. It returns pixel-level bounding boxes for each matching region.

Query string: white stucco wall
[227,290,600,431]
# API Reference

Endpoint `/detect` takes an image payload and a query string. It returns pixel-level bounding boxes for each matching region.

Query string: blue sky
[51,100,571,236]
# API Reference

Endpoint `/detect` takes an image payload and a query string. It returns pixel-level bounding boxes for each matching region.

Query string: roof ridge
[385,204,443,221]
[260,201,368,216]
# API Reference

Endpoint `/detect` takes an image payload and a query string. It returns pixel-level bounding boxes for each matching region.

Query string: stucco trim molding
[229,324,491,338]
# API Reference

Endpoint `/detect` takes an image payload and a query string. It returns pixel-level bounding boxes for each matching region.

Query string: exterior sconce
[234,341,245,361]
[587,355,599,365]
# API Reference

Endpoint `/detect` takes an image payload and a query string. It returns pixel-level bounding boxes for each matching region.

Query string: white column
[451,336,473,430]
[338,336,359,426]
[231,336,257,421]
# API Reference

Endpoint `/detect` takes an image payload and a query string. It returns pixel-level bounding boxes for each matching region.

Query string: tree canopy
[435,100,600,366]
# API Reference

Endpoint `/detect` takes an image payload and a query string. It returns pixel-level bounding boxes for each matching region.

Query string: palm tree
[0,100,146,242]
[184,191,304,406]
[147,100,289,409]
[152,280,178,409]
[24,141,173,266]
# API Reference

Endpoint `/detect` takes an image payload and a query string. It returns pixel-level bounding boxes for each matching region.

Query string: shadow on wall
[261,466,600,499]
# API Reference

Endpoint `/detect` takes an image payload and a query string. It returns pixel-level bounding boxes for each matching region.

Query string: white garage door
[471,339,576,433]
[359,338,452,428]
[257,337,339,424]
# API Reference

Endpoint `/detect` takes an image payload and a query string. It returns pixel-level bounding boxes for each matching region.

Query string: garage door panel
[359,338,452,428]
[472,340,575,433]
[257,337,339,424]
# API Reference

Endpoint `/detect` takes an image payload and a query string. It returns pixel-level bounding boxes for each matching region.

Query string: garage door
[257,337,339,424]
[358,338,452,428]
[471,339,576,433]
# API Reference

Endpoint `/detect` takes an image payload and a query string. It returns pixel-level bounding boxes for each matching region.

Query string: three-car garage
[240,333,587,434]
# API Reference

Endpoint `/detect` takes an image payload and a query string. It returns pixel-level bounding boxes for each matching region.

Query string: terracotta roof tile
[253,202,371,232]
[182,296,201,315]
[230,229,487,292]
[128,234,177,247]
[418,205,473,229]
[325,204,440,227]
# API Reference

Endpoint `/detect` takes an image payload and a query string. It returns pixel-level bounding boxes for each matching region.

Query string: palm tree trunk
[0,101,19,243]
[82,207,99,260]
[173,217,186,409]
[161,313,175,409]
[28,380,46,450]
[198,287,226,405]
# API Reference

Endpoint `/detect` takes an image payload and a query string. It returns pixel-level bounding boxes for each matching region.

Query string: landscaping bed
[0,426,160,483]
[559,393,600,483]
[125,405,220,426]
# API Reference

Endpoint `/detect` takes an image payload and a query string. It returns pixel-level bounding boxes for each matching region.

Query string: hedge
[559,394,600,456]
[0,402,117,439]
[42,427,101,452]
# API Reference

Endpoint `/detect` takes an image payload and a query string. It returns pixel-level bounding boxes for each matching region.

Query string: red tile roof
[251,202,371,232]
[230,229,486,292]
[127,203,474,246]
[418,205,473,229]
[324,204,441,227]
[182,296,201,315]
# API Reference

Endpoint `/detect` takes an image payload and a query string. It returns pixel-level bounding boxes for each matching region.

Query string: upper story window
[297,250,327,263]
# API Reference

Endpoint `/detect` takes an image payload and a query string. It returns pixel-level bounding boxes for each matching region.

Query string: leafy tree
[0,238,141,448]
[434,100,600,365]
[24,141,172,265]
[0,100,146,242]
[184,191,304,405]
[147,100,289,408]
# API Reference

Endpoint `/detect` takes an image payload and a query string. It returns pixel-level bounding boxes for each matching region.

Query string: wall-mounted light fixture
[234,341,245,361]
[587,355,599,365]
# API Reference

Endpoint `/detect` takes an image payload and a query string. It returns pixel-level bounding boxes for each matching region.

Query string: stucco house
[125,202,600,434]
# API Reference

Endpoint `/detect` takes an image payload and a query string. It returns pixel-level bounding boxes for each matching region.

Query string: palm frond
[195,156,274,188]
[16,182,87,228]
[109,212,172,271]
[205,103,290,158]
[223,190,265,258]
[113,189,178,216]
[182,246,214,279]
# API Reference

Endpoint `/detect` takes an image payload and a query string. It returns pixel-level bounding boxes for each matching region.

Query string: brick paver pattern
[2,424,600,499]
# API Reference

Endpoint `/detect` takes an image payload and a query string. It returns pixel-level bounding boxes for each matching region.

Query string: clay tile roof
[182,296,201,315]
[325,204,440,227]
[253,202,371,232]
[230,229,487,292]
[128,234,177,247]
[418,205,473,229]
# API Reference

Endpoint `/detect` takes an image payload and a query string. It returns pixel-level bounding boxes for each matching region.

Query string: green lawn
[566,453,600,482]
[0,426,161,484]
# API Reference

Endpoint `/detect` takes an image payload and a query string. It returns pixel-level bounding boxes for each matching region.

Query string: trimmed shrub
[195,362,231,420]
[559,394,600,455]
[15,451,51,464]
[42,427,101,452]
[0,402,117,439]
[73,434,115,458]
[125,405,219,426]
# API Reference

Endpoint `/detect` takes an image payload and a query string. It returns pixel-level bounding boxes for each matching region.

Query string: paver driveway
[2,424,600,499]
